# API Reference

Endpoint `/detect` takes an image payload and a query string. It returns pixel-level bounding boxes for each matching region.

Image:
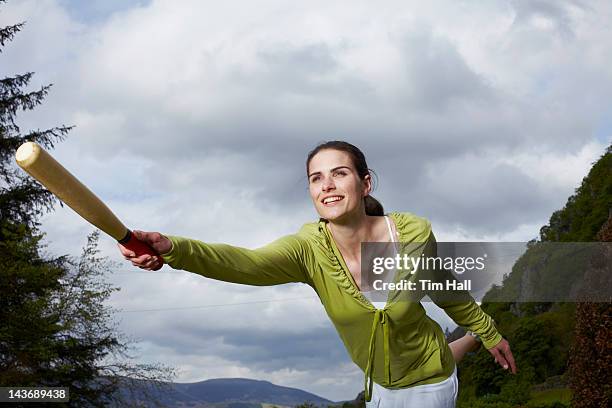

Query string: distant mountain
[112,377,337,408]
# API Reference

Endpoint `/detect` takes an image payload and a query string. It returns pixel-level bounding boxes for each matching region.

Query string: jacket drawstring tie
[364,309,391,402]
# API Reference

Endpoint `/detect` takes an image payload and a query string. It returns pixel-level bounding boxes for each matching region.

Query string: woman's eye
[334,171,346,177]
[310,176,320,183]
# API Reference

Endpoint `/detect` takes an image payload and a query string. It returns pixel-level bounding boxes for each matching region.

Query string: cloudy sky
[2,0,610,401]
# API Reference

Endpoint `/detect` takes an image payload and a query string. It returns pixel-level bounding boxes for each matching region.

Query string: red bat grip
[119,230,164,270]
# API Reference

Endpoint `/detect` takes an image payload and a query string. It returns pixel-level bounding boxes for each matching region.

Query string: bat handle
[119,230,165,270]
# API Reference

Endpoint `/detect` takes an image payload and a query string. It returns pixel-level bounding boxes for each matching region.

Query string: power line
[117,296,320,313]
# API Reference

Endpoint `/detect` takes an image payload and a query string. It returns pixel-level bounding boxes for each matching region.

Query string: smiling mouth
[322,196,344,205]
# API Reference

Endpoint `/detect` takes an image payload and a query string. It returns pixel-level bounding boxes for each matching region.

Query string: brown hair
[306,141,384,216]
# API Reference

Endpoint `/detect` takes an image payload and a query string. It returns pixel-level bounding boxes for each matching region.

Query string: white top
[363,215,397,310]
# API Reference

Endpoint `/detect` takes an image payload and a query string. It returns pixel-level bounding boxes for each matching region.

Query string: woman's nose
[322,178,335,191]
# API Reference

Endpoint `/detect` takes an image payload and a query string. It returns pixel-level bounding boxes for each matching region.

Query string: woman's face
[307,149,371,222]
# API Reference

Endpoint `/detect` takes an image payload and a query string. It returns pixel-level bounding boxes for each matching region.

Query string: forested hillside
[456,145,611,408]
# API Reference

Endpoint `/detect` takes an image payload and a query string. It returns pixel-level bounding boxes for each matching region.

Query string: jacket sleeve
[159,234,312,286]
[422,231,503,349]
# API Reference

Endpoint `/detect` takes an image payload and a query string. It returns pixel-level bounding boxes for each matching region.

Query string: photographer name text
[372,279,472,291]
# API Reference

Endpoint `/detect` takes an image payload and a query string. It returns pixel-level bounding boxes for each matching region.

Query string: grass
[529,388,572,405]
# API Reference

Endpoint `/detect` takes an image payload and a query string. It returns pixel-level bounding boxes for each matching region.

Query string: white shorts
[365,365,459,408]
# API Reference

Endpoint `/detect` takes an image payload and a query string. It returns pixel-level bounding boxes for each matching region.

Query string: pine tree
[1,0,72,387]
[0,3,173,405]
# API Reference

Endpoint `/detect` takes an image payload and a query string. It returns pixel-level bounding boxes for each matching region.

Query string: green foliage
[295,403,318,408]
[1,226,175,406]
[511,318,556,381]
[0,221,66,384]
[460,144,611,407]
[529,388,572,406]
[539,145,612,243]
[464,298,573,405]
[527,403,569,408]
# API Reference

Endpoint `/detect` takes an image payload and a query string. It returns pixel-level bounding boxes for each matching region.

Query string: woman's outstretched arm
[118,230,312,285]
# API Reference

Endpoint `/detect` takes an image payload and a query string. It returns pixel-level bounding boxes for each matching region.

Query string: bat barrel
[16,142,129,241]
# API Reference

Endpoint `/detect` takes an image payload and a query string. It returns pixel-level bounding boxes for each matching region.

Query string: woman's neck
[328,214,380,259]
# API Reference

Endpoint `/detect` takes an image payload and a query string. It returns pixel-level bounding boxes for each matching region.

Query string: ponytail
[364,195,384,216]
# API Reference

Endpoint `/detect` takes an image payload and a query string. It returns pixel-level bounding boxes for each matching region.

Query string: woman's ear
[362,174,372,196]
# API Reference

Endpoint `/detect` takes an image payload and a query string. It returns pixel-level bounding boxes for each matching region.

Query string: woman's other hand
[487,338,517,374]
[117,230,172,270]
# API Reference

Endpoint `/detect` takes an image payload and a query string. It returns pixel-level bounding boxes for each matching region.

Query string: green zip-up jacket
[160,212,502,401]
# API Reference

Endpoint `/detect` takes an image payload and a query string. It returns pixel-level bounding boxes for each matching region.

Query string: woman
[119,141,516,407]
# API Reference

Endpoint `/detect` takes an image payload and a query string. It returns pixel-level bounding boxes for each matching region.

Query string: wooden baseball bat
[15,141,163,269]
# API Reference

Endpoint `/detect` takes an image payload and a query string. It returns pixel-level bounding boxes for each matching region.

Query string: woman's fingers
[495,340,517,374]
[124,251,157,268]
[488,339,517,374]
[498,350,511,370]
[135,256,162,270]
[501,344,517,374]
[143,256,160,269]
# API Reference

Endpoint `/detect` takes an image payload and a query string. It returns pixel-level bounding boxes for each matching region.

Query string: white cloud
[498,140,607,191]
